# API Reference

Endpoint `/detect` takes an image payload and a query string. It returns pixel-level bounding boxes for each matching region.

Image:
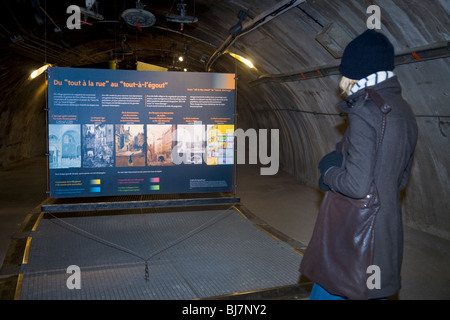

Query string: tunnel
[0,0,449,301]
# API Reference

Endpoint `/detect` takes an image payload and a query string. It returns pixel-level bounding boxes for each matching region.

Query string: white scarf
[350,71,395,95]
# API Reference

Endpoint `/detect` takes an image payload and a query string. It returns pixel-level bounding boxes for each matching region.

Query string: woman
[310,29,418,300]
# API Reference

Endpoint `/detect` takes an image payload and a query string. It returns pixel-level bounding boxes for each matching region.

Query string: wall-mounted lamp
[30,64,51,80]
[227,52,254,69]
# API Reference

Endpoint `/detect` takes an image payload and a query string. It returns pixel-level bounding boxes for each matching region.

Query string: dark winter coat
[323,76,418,299]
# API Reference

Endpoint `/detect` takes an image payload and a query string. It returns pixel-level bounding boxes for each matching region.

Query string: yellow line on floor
[232,206,248,219]
[32,212,44,231]
[292,248,304,256]
[14,274,24,300]
[22,237,32,265]
[253,224,281,242]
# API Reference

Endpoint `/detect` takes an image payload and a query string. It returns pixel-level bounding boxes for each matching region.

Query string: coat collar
[337,76,401,114]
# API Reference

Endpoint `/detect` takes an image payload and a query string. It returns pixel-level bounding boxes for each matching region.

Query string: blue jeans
[309,283,387,300]
[309,284,347,300]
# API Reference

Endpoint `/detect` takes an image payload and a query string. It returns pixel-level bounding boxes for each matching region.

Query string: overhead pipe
[249,41,450,86]
[206,0,306,71]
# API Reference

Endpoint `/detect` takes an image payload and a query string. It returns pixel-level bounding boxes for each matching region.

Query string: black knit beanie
[339,29,395,80]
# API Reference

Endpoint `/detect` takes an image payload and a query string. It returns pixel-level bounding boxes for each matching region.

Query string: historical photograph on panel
[176,124,205,164]
[147,124,176,166]
[48,124,81,169]
[115,124,145,167]
[82,124,114,168]
[206,124,235,165]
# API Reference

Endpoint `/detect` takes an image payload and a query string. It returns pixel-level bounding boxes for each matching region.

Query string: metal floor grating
[18,207,303,300]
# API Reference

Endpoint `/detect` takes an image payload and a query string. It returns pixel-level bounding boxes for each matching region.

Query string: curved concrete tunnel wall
[0,53,47,165]
[236,59,450,240]
[0,0,448,241]
[228,0,450,240]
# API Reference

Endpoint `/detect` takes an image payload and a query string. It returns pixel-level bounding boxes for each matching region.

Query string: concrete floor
[1,156,449,300]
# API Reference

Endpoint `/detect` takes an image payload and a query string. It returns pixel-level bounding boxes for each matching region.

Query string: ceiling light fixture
[30,64,51,80]
[227,52,254,69]
[121,0,156,29]
[166,0,198,31]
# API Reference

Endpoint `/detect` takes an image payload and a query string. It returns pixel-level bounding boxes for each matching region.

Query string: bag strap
[337,88,392,153]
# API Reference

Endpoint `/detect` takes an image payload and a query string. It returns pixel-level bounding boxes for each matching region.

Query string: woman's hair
[339,76,358,97]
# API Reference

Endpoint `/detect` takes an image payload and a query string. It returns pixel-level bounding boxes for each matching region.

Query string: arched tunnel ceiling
[1,1,448,76]
[0,0,449,239]
[2,0,229,71]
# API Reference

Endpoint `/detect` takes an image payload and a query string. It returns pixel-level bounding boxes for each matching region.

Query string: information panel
[47,67,235,198]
